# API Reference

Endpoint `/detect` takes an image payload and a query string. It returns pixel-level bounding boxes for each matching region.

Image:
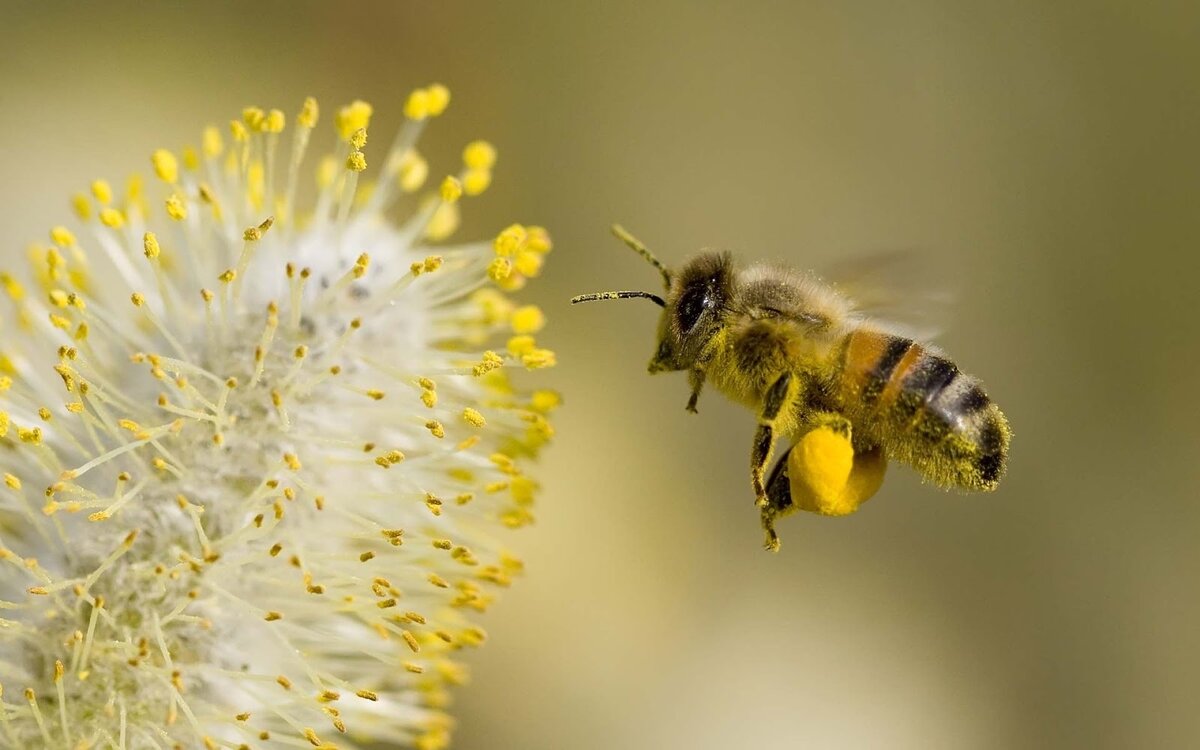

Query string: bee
[572,225,1011,552]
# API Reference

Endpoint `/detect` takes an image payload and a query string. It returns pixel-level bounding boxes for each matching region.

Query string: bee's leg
[685,369,706,413]
[751,372,798,518]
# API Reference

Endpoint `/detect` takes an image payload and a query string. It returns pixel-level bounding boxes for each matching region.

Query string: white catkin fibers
[0,87,558,749]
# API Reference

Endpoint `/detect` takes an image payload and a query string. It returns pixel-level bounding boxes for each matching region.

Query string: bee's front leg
[685,368,706,413]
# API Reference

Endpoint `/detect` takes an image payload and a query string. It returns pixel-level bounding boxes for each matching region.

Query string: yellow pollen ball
[462,141,497,170]
[462,408,486,427]
[506,335,536,356]
[71,194,91,220]
[151,149,179,184]
[493,224,527,257]
[426,83,451,116]
[510,305,545,334]
[350,127,368,149]
[336,100,373,141]
[424,202,460,241]
[165,195,187,221]
[49,227,76,248]
[202,126,223,158]
[526,225,553,253]
[316,156,338,189]
[346,151,367,172]
[462,168,492,196]
[181,146,199,171]
[404,89,431,121]
[229,120,249,143]
[398,151,428,192]
[298,96,319,128]
[531,390,562,412]
[143,232,160,259]
[99,208,124,228]
[440,176,463,204]
[487,257,512,281]
[514,249,544,278]
[242,106,265,130]
[265,109,286,133]
[91,180,113,204]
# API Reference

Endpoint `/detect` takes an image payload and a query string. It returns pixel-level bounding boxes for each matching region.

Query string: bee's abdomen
[836,329,1010,491]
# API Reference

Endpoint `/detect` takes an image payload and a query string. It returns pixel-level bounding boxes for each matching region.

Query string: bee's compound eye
[676,286,708,334]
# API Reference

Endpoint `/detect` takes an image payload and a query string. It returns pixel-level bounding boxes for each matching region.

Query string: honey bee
[572,225,1011,552]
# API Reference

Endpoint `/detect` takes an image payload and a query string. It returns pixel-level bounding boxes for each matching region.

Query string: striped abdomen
[833,329,1010,491]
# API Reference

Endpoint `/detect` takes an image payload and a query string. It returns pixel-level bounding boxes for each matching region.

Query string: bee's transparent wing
[818,249,957,342]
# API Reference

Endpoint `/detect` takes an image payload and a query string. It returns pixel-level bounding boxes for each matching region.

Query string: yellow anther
[336,100,373,141]
[426,83,451,116]
[346,151,367,172]
[219,269,236,284]
[200,288,215,302]
[316,155,338,188]
[165,194,187,221]
[349,127,368,149]
[48,289,70,308]
[4,473,20,489]
[91,180,113,204]
[510,305,546,334]
[472,350,504,377]
[424,202,459,241]
[181,146,199,171]
[419,256,441,274]
[298,96,319,128]
[487,257,512,281]
[130,292,145,307]
[421,389,437,408]
[462,168,492,196]
[493,224,527,257]
[353,253,370,277]
[18,426,42,444]
[397,150,428,192]
[404,89,431,121]
[265,108,286,133]
[283,453,302,471]
[521,348,557,369]
[49,226,76,248]
[202,125,223,158]
[425,420,445,439]
[229,120,249,143]
[99,208,124,228]
[151,149,179,183]
[143,232,160,259]
[463,140,497,170]
[526,225,553,253]
[439,176,462,204]
[462,408,486,428]
[242,106,266,131]
[71,193,91,220]
[365,389,385,401]
[506,335,536,356]
[514,249,545,278]
[531,389,562,412]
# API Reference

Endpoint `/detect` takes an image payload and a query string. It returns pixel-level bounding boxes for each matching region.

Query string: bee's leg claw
[761,509,781,552]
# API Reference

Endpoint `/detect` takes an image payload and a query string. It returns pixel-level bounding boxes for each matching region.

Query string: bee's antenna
[611,224,671,289]
[570,290,666,307]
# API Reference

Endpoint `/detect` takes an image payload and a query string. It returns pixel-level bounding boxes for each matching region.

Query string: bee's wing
[818,249,956,342]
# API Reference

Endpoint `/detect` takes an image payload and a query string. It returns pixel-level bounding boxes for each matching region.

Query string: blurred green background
[3,2,1199,748]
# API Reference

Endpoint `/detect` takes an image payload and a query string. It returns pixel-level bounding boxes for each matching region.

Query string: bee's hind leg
[751,372,799,550]
[758,447,796,552]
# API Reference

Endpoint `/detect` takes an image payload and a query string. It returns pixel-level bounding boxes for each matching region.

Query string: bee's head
[572,226,732,374]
